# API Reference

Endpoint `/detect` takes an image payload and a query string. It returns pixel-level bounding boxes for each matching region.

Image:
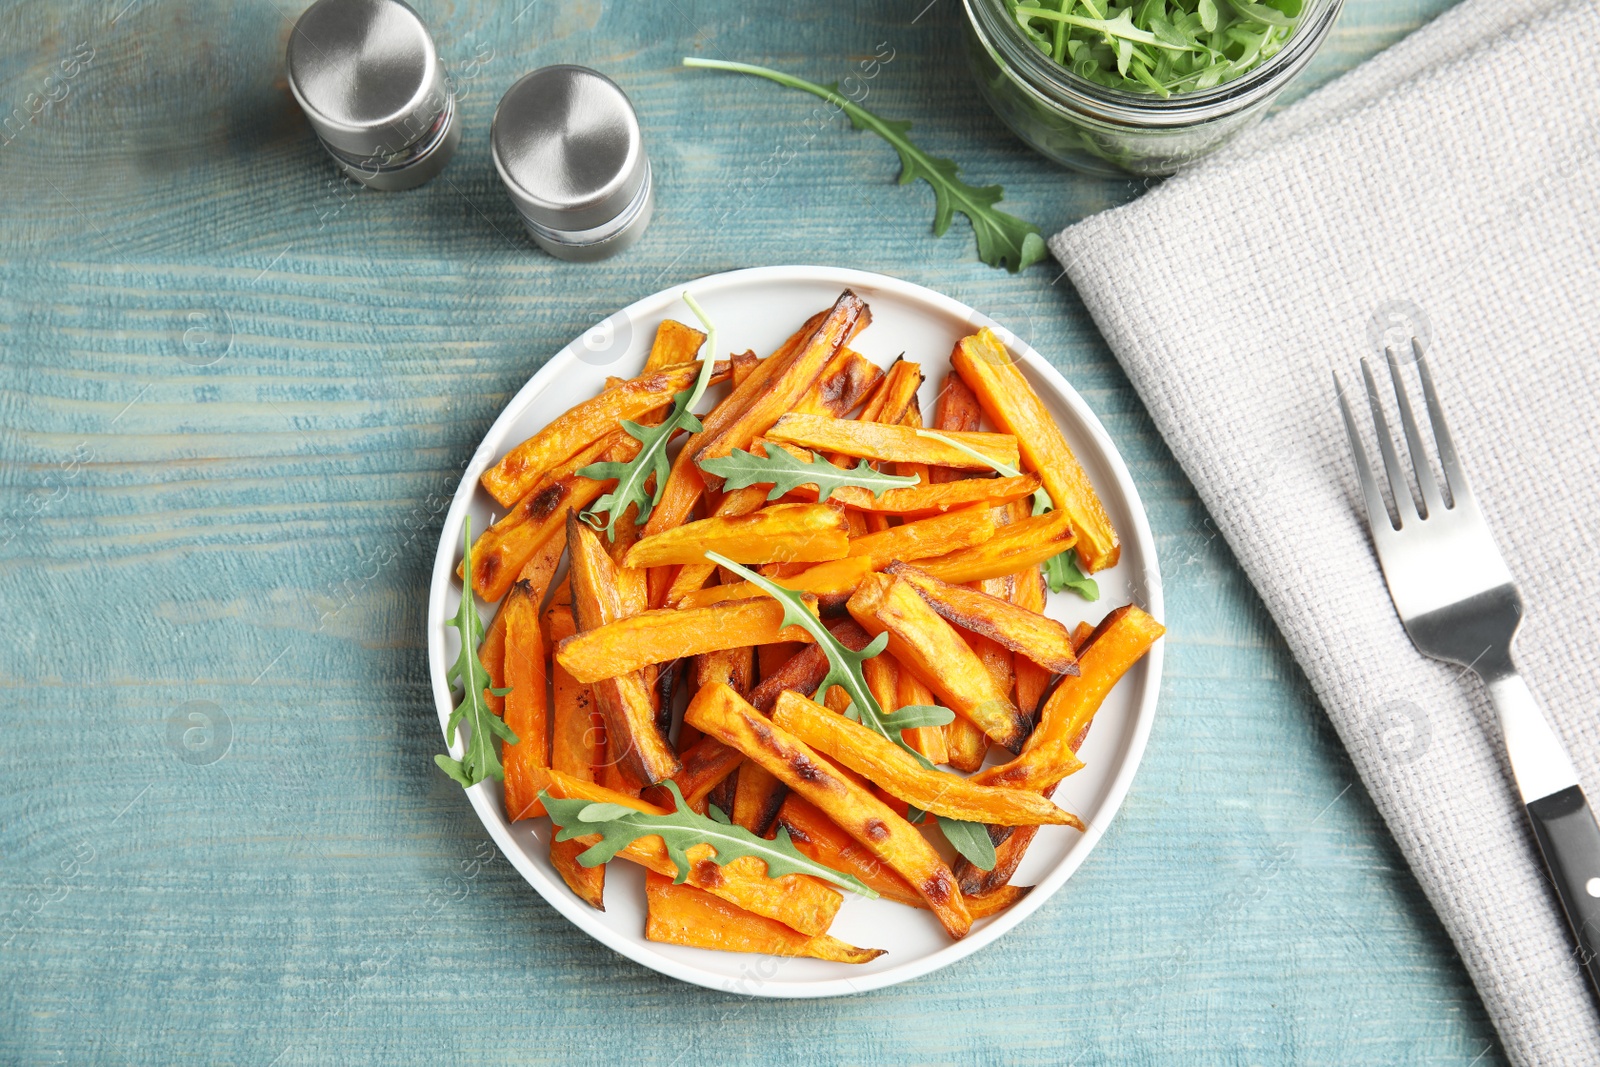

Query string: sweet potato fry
[643,319,706,373]
[952,328,1119,572]
[894,668,948,765]
[772,692,1080,827]
[643,872,883,963]
[685,682,972,939]
[567,513,681,785]
[501,584,551,822]
[536,768,842,936]
[886,563,1078,673]
[956,813,1047,898]
[943,709,990,773]
[481,359,728,508]
[846,504,998,567]
[768,413,1019,472]
[677,555,877,611]
[731,762,786,837]
[470,431,635,602]
[546,596,607,912]
[795,346,884,419]
[1011,565,1053,719]
[776,796,1030,918]
[848,574,1031,753]
[662,486,770,604]
[929,371,983,483]
[729,350,760,387]
[914,508,1076,585]
[975,605,1165,792]
[694,643,755,697]
[556,596,818,684]
[694,291,867,487]
[623,502,849,569]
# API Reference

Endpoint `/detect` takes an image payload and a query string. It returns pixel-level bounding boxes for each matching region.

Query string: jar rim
[963,0,1345,128]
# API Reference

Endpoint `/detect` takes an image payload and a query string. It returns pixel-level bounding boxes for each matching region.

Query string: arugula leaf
[699,446,918,503]
[916,428,1099,601]
[539,780,878,898]
[1045,551,1100,600]
[936,815,998,872]
[681,58,1047,273]
[579,292,719,537]
[436,516,517,788]
[706,552,997,869]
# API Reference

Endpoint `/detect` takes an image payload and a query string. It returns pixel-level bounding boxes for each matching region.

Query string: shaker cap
[287,0,448,161]
[492,65,648,233]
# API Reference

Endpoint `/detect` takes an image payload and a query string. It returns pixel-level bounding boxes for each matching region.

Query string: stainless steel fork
[1338,341,1600,997]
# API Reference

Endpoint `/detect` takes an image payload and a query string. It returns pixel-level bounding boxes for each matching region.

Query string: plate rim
[427,264,1164,998]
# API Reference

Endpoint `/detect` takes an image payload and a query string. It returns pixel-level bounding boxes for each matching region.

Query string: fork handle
[1526,784,1600,999]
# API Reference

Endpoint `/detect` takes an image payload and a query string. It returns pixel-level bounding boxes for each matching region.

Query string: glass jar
[962,0,1345,177]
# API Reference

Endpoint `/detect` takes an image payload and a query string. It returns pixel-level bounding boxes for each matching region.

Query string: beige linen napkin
[1052,1,1600,1063]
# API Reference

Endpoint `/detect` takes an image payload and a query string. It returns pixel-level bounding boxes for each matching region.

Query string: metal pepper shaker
[491,65,655,261]
[286,0,460,191]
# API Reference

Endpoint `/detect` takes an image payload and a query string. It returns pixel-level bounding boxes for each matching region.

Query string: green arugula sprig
[682,58,1047,274]
[699,446,919,503]
[578,293,719,538]
[436,516,517,788]
[1008,0,1300,99]
[705,552,997,870]
[917,429,1099,601]
[540,780,878,898]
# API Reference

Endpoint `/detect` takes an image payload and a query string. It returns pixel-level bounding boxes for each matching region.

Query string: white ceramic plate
[428,265,1163,997]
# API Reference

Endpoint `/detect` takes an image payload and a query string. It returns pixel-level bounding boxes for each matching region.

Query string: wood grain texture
[0,0,1505,1063]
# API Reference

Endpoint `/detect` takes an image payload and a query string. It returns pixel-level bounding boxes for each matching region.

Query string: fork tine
[1414,346,1472,508]
[1385,342,1445,519]
[1360,357,1420,526]
[1335,371,1395,534]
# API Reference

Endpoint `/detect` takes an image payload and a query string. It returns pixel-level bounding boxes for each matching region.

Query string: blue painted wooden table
[0,1,1506,1063]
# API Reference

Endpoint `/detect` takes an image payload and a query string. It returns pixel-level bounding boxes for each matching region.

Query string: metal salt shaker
[286,0,460,191]
[491,65,655,261]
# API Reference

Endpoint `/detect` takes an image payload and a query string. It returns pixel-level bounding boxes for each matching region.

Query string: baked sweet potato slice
[847,574,1031,753]
[694,291,867,487]
[643,319,706,373]
[481,359,728,508]
[555,596,818,684]
[943,709,990,774]
[795,346,884,419]
[975,605,1165,792]
[545,600,606,909]
[929,371,984,483]
[1011,564,1053,719]
[894,667,948,765]
[952,328,1119,572]
[772,692,1079,827]
[731,762,787,837]
[886,563,1078,673]
[536,768,842,936]
[768,413,1019,471]
[846,504,998,568]
[567,513,681,785]
[955,807,1049,898]
[470,431,634,602]
[623,502,849,569]
[643,871,883,963]
[914,508,1076,585]
[500,585,551,822]
[678,555,877,611]
[684,682,972,939]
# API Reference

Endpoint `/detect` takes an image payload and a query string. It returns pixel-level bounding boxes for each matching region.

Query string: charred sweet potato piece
[500,583,551,822]
[952,328,1119,572]
[847,574,1031,753]
[929,371,984,483]
[795,346,884,419]
[481,359,729,508]
[943,711,990,774]
[567,513,681,785]
[730,762,787,837]
[886,563,1078,674]
[643,872,882,963]
[914,508,1077,585]
[1011,564,1053,719]
[469,432,634,602]
[685,682,972,939]
[694,291,867,486]
[772,692,1080,827]
[536,768,842,936]
[555,596,819,684]
[642,318,706,373]
[769,413,1019,471]
[955,803,1050,898]
[975,605,1165,792]
[623,502,849,569]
